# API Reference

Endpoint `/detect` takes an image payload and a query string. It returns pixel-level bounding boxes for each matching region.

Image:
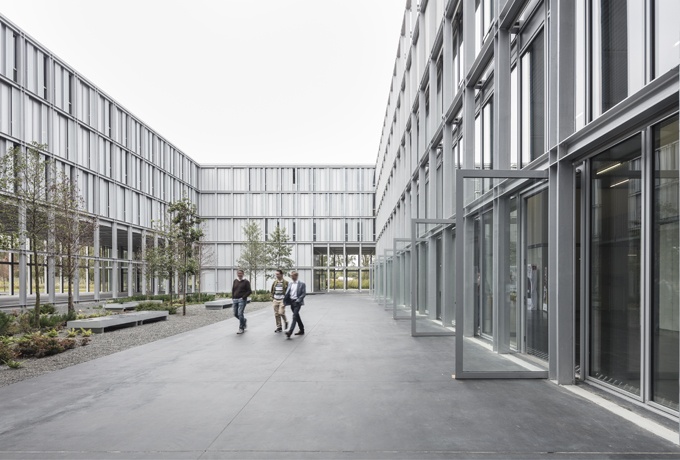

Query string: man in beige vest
[270,269,289,333]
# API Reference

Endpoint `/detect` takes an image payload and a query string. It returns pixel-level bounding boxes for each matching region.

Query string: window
[652,115,679,410]
[521,29,545,166]
[475,0,493,56]
[591,0,645,117]
[575,0,586,129]
[474,100,493,194]
[654,0,680,78]
[43,55,48,100]
[510,66,518,168]
[590,134,642,396]
[68,74,73,115]
[108,104,113,138]
[12,33,18,83]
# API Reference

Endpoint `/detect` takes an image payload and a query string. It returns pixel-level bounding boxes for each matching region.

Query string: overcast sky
[0,0,405,166]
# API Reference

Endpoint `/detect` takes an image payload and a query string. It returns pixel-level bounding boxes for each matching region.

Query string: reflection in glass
[521,29,545,166]
[575,0,586,129]
[590,134,641,396]
[592,0,645,117]
[575,171,582,376]
[482,212,494,337]
[525,190,549,360]
[654,0,680,78]
[509,197,518,350]
[511,67,518,169]
[652,115,679,411]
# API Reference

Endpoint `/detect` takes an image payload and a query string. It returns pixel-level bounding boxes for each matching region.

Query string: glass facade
[652,115,679,410]
[589,135,642,395]
[373,0,679,413]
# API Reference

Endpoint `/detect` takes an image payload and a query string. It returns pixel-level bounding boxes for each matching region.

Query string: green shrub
[0,340,17,363]
[76,311,110,320]
[39,312,74,330]
[67,328,77,338]
[5,359,22,369]
[0,311,12,336]
[80,336,91,346]
[16,333,76,358]
[79,328,93,337]
[40,304,57,315]
[216,292,232,299]
[250,293,273,302]
[136,302,177,315]
[185,293,215,303]
[255,289,269,295]
[46,329,59,338]
[16,313,33,334]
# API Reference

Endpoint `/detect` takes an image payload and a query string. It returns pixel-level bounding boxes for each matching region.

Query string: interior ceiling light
[597,162,621,175]
[610,178,630,188]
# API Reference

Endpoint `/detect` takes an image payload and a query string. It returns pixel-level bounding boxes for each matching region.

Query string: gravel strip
[0,301,272,387]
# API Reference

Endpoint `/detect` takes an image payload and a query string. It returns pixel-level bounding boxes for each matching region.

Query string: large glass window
[590,134,642,396]
[652,114,679,411]
[592,0,645,117]
[474,100,493,194]
[510,66,518,169]
[483,212,494,337]
[525,189,549,360]
[521,29,545,166]
[575,0,586,129]
[654,0,680,78]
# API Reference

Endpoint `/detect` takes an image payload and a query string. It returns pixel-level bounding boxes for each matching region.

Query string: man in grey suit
[284,271,306,338]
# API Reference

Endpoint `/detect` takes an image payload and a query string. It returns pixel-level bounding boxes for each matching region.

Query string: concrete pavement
[0,293,678,459]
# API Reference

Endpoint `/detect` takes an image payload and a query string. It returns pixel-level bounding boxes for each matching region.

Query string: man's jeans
[233,298,247,330]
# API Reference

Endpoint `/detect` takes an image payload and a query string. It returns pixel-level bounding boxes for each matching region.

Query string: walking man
[232,269,252,334]
[271,269,289,333]
[284,271,306,338]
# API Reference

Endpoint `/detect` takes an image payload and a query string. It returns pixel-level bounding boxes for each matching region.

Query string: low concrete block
[205,299,234,310]
[67,311,168,333]
[205,298,250,310]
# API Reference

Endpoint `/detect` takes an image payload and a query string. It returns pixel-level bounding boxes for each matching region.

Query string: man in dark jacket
[232,269,252,334]
[284,271,306,338]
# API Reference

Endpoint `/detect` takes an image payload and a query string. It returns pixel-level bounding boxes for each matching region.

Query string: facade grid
[372,0,680,419]
[0,13,376,308]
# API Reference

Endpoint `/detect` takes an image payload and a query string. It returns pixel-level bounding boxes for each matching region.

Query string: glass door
[436,236,443,320]
[589,134,642,397]
[523,189,550,361]
[474,211,494,339]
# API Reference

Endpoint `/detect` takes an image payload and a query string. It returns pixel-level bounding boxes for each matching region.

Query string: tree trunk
[183,272,187,316]
[67,254,74,315]
[32,245,40,328]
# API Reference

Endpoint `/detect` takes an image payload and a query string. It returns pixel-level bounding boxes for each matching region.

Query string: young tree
[51,171,97,314]
[194,238,215,298]
[265,225,294,279]
[149,216,177,304]
[168,197,203,316]
[237,221,265,290]
[140,237,165,299]
[0,143,53,326]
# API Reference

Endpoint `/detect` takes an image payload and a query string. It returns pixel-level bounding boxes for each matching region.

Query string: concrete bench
[67,311,168,333]
[205,298,250,310]
[104,300,163,312]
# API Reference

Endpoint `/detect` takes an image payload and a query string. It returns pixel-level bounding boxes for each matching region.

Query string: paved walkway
[0,293,678,459]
